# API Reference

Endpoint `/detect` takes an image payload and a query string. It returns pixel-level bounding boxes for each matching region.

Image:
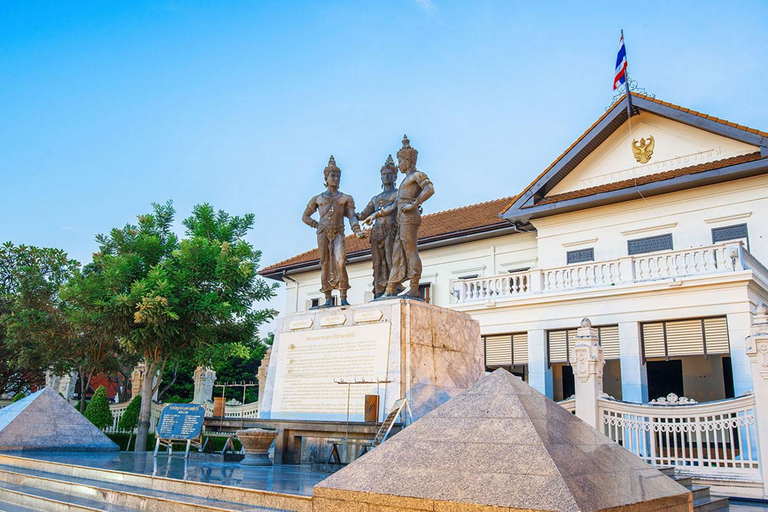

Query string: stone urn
[236,428,278,466]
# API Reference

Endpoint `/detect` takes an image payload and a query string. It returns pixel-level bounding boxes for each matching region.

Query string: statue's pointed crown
[397,134,418,163]
[381,154,397,172]
[324,155,341,175]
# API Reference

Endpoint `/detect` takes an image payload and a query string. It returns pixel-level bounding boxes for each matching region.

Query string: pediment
[547,111,758,196]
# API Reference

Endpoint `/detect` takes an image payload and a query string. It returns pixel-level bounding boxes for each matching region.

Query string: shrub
[106,432,156,451]
[117,394,141,432]
[162,394,190,404]
[11,392,25,403]
[84,385,113,430]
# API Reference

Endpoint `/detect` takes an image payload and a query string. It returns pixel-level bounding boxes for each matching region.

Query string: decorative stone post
[572,318,604,429]
[192,366,216,404]
[45,370,77,400]
[257,347,272,407]
[130,362,159,401]
[745,302,768,499]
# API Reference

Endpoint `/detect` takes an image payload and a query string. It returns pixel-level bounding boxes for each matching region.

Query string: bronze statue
[302,156,366,307]
[357,155,400,299]
[364,135,434,299]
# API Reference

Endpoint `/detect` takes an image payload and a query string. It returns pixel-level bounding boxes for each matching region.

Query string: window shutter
[703,317,730,354]
[548,330,572,364]
[484,335,512,366]
[642,322,667,359]
[512,333,528,365]
[666,319,705,357]
[642,317,730,359]
[598,325,620,360]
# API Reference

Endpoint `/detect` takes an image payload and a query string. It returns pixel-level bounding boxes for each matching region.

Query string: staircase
[658,466,729,512]
[0,454,311,512]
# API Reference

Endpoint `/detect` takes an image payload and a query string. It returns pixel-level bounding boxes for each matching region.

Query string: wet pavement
[19,451,328,497]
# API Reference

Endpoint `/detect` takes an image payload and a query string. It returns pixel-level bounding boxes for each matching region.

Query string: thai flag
[613,32,628,91]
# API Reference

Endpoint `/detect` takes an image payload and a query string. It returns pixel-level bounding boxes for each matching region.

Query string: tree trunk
[134,362,158,452]
[78,369,87,413]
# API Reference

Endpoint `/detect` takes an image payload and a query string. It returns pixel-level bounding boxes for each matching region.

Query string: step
[0,497,60,512]
[0,454,312,512]
[673,476,693,488]
[690,485,710,501]
[0,480,138,512]
[657,466,676,477]
[692,495,729,512]
[0,465,289,512]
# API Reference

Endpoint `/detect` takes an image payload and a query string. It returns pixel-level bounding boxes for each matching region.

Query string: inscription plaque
[320,314,346,327]
[156,404,205,440]
[289,318,313,330]
[270,322,391,421]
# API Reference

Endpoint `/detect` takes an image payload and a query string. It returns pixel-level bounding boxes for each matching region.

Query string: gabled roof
[260,196,518,279]
[501,93,768,222]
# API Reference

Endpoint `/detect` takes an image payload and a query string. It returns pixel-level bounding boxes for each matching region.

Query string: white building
[261,92,768,406]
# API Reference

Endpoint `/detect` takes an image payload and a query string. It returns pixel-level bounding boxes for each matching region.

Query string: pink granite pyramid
[314,369,691,512]
[0,387,118,452]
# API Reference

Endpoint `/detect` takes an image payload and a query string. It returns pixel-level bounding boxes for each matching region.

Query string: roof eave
[259,222,518,281]
[503,157,768,224]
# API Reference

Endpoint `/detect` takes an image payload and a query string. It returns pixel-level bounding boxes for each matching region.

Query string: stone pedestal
[257,348,271,405]
[259,299,483,423]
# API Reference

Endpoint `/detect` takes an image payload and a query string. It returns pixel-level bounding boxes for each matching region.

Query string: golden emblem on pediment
[632,135,655,164]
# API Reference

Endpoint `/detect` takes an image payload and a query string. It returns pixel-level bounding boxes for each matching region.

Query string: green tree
[84,385,113,430]
[117,394,142,431]
[0,243,78,395]
[77,202,276,450]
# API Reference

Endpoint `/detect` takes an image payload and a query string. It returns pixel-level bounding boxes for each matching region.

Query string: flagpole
[622,29,634,118]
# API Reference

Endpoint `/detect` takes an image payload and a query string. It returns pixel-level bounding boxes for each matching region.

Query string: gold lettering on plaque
[289,318,313,330]
[632,135,655,164]
[354,309,383,323]
[320,314,346,327]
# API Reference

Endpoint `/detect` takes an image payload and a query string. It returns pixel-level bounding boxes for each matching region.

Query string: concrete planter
[236,428,278,466]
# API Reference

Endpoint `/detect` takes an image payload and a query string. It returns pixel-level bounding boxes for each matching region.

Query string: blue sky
[2,1,766,321]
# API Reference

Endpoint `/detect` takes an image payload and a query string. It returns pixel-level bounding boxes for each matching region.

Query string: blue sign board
[156,404,205,440]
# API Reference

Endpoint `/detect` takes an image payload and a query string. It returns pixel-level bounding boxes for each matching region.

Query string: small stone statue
[302,156,367,307]
[357,155,400,299]
[364,135,434,299]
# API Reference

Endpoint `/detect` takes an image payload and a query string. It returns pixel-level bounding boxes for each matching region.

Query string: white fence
[451,242,763,304]
[107,402,167,433]
[597,394,760,480]
[106,400,259,433]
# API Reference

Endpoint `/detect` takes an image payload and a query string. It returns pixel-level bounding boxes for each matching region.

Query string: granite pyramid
[314,369,691,512]
[0,387,118,451]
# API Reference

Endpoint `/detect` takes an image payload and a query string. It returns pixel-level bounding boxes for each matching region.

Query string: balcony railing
[452,242,767,304]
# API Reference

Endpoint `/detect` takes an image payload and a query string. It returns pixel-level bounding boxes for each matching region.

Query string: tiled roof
[534,151,765,206]
[260,196,517,275]
[500,92,768,215]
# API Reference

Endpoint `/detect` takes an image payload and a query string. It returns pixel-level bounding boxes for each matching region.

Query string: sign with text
[270,322,391,421]
[156,404,205,440]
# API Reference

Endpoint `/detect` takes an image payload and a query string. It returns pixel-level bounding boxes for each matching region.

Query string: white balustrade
[598,394,760,480]
[452,242,759,304]
[106,401,167,433]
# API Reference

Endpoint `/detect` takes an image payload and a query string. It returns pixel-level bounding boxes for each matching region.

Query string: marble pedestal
[259,299,484,424]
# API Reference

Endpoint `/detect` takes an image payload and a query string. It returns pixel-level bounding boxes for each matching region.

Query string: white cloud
[414,0,436,12]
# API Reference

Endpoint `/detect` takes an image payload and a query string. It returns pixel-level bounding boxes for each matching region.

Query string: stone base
[241,453,272,466]
[260,299,484,424]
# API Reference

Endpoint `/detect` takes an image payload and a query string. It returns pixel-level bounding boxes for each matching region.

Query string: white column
[572,318,604,429]
[527,329,552,398]
[130,362,159,401]
[192,366,216,403]
[619,322,648,403]
[745,303,768,499]
[728,310,754,396]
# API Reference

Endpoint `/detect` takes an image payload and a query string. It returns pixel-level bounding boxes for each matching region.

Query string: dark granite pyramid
[314,369,691,512]
[0,387,118,452]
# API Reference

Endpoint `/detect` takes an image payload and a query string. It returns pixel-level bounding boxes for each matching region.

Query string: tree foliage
[75,201,277,450]
[84,385,113,430]
[117,394,142,432]
[0,243,78,395]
